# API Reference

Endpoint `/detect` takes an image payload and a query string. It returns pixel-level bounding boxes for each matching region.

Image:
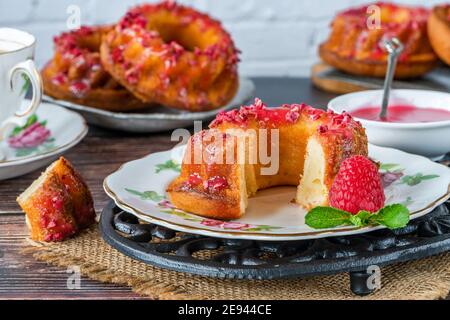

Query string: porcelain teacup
[0,28,43,159]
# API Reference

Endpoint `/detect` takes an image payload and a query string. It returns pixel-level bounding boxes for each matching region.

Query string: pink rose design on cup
[8,114,53,152]
[8,121,51,148]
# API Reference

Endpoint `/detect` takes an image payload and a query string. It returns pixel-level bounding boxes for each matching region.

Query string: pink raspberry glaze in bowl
[328,89,450,159]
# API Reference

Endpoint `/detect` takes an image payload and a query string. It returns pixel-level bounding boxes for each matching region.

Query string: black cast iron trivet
[100,200,450,296]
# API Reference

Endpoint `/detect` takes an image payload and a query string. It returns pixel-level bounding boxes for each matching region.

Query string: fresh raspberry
[329,155,385,214]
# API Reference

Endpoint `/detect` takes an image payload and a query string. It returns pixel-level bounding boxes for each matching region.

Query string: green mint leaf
[356,210,371,222]
[305,207,352,229]
[349,215,363,227]
[349,210,372,227]
[370,204,410,229]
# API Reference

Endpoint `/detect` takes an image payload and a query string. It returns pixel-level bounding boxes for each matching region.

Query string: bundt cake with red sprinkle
[167,99,368,220]
[42,26,153,111]
[428,4,450,66]
[100,1,240,111]
[319,2,437,79]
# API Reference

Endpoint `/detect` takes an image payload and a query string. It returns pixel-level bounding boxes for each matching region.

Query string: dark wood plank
[0,214,147,300]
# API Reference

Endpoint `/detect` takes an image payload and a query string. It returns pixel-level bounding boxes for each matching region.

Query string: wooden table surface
[0,78,448,300]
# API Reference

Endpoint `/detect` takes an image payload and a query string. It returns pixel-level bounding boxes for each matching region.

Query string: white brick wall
[0,0,440,77]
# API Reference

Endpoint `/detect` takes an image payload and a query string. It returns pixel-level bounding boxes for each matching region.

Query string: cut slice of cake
[17,157,95,242]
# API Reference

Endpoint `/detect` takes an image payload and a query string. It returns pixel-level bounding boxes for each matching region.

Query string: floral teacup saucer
[0,101,88,180]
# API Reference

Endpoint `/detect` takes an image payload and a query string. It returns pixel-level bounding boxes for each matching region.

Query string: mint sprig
[305,207,351,229]
[368,204,410,229]
[305,204,410,230]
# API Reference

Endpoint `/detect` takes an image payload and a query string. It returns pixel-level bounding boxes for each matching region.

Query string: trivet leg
[349,270,374,296]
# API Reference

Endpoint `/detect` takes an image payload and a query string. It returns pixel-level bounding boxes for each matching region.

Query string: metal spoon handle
[380,38,404,119]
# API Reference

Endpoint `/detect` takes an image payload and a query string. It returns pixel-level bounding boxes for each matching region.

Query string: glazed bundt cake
[167,99,368,220]
[42,26,153,112]
[319,2,437,79]
[100,1,239,112]
[428,4,450,66]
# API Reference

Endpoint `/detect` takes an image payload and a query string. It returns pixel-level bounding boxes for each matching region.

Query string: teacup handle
[9,59,43,119]
[0,60,43,143]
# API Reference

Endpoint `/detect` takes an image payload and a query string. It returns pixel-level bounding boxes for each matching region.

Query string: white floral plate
[0,101,88,180]
[104,145,450,241]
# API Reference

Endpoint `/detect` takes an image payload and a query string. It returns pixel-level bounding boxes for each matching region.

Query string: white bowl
[328,89,450,160]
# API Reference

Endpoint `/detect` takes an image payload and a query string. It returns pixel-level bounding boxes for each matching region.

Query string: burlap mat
[24,226,450,300]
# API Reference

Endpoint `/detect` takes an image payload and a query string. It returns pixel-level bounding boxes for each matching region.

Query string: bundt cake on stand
[167,99,368,220]
[428,4,450,66]
[319,2,437,79]
[100,1,240,112]
[42,26,153,112]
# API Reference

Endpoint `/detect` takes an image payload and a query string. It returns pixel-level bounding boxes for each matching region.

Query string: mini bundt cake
[42,26,153,112]
[428,4,450,66]
[17,157,95,242]
[100,1,240,111]
[167,99,368,220]
[319,2,437,79]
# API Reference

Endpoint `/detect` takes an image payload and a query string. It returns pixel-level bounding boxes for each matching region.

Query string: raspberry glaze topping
[210,98,362,134]
[204,176,229,193]
[183,173,229,194]
[187,173,203,187]
[54,26,96,59]
[339,2,429,24]
[50,26,107,95]
[116,1,240,70]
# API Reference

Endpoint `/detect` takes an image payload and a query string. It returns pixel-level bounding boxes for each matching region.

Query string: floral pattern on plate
[0,101,88,180]
[8,114,55,157]
[125,189,283,232]
[379,163,439,188]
